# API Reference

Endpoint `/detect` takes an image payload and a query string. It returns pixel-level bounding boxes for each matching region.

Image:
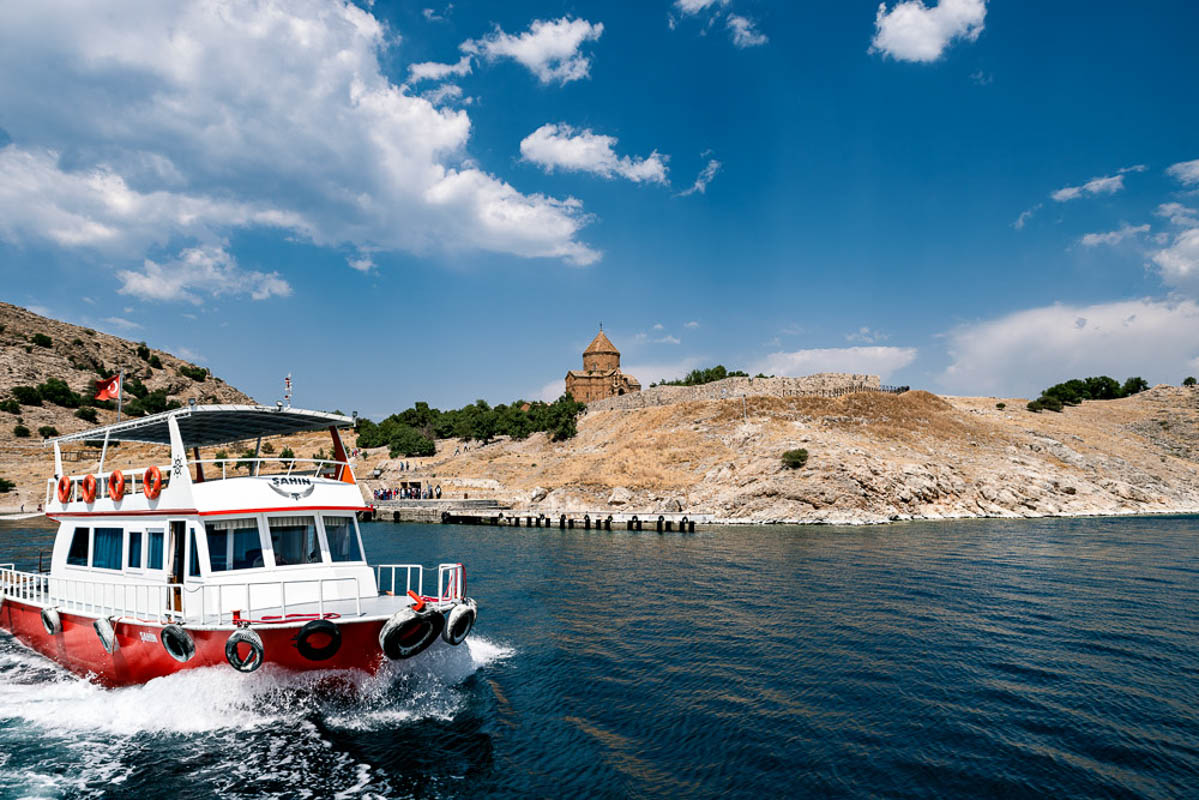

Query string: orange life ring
[56,476,71,504]
[143,465,163,500]
[108,470,126,502]
[81,474,98,504]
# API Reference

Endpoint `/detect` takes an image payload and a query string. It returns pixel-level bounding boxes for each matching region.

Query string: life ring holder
[80,474,98,504]
[143,465,163,500]
[56,476,71,504]
[107,470,126,502]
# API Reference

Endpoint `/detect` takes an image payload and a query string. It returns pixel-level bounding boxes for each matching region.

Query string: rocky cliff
[358,383,1199,524]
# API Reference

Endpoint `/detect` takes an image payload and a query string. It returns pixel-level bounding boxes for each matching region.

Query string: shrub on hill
[37,378,81,408]
[11,386,41,406]
[996,402,1006,410]
[653,365,749,388]
[75,407,98,423]
[178,365,208,382]
[781,448,809,469]
[31,333,51,348]
[357,394,586,449]
[1184,376,1197,386]
[1122,376,1149,396]
[38,426,58,438]
[149,355,163,369]
[123,390,181,417]
[13,425,30,438]
[0,477,14,493]
[136,342,151,360]
[0,399,19,414]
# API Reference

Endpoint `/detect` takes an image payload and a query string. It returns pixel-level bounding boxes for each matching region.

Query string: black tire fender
[442,599,477,646]
[225,628,265,673]
[161,624,196,663]
[41,606,61,635]
[379,607,444,660]
[294,619,342,662]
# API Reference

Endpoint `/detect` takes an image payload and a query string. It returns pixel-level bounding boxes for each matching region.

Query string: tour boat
[0,404,476,688]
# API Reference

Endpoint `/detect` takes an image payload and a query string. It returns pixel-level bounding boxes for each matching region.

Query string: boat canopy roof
[47,405,355,448]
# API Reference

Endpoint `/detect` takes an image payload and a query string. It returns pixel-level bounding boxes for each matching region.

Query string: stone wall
[585,373,882,412]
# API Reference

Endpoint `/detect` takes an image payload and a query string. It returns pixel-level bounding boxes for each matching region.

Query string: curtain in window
[324,516,361,562]
[127,531,143,569]
[67,527,89,566]
[147,531,164,570]
[93,528,123,570]
[268,516,320,565]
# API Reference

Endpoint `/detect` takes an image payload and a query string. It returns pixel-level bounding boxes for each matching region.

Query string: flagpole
[117,369,124,423]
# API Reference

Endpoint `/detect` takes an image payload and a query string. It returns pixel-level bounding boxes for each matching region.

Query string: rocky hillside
[0,301,253,509]
[357,383,1199,524]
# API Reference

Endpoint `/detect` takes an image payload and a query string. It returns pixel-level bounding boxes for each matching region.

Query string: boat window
[67,527,89,567]
[323,515,362,562]
[127,531,143,569]
[205,518,264,572]
[188,529,201,577]
[93,528,123,571]
[147,530,164,570]
[268,515,322,566]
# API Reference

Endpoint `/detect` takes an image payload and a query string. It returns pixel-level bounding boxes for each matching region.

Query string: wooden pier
[438,510,704,533]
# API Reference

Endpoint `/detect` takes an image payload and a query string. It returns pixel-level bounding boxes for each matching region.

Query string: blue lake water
[1,516,1197,799]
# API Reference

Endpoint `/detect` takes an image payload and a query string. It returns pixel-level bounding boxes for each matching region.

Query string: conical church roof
[584,329,619,355]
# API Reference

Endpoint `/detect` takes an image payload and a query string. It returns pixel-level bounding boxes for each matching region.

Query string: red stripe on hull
[0,599,392,688]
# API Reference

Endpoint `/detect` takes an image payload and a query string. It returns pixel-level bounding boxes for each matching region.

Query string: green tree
[13,425,30,438]
[31,333,52,347]
[388,424,436,458]
[0,399,19,414]
[0,477,14,493]
[75,407,99,423]
[37,425,59,438]
[178,365,208,382]
[37,378,82,408]
[136,342,151,360]
[1121,376,1149,396]
[1185,376,1197,386]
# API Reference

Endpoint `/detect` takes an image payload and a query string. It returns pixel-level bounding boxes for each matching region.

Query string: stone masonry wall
[585,373,882,412]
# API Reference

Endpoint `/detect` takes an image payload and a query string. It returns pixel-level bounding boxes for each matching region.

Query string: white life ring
[442,599,477,646]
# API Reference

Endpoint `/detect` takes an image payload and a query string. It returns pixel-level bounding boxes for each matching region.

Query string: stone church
[565,329,642,403]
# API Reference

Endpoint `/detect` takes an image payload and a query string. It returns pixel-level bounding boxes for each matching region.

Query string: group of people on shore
[373,485,442,501]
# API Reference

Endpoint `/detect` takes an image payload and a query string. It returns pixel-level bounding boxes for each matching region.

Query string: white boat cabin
[39,405,383,623]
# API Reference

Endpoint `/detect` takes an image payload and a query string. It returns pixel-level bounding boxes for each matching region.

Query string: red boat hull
[0,598,393,687]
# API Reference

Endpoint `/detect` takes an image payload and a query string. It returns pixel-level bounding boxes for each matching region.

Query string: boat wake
[0,631,513,798]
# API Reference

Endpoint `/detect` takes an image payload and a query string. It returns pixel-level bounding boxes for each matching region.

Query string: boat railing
[376,563,465,603]
[191,457,351,481]
[0,566,367,626]
[45,463,173,506]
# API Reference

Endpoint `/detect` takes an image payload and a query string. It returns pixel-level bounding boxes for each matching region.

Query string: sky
[1,0,1197,418]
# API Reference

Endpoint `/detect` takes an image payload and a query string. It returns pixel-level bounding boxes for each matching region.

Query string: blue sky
[1,0,1198,417]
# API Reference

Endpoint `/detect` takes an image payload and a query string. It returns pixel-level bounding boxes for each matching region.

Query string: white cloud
[462,17,603,85]
[520,124,668,184]
[1079,223,1150,247]
[684,320,700,328]
[654,335,681,345]
[347,254,375,272]
[0,0,599,296]
[102,316,141,330]
[1156,202,1199,227]
[423,5,452,22]
[1051,174,1127,202]
[677,159,722,197]
[1166,159,1199,186]
[750,346,917,379]
[1152,229,1199,296]
[870,0,986,63]
[726,15,767,47]
[846,326,889,343]
[674,0,728,13]
[1013,204,1041,230]
[652,323,665,330]
[970,69,992,85]
[408,55,471,83]
[941,298,1199,396]
[117,246,292,304]
[420,83,468,106]
[175,346,208,363]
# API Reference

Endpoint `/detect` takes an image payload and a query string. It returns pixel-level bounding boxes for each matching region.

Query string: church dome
[584,329,619,356]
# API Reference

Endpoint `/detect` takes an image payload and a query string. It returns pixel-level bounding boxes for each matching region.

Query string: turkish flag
[95,375,121,401]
